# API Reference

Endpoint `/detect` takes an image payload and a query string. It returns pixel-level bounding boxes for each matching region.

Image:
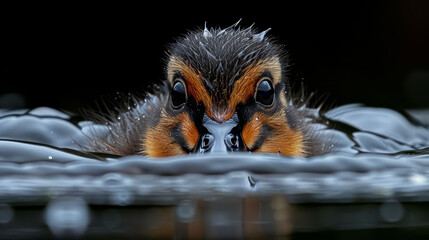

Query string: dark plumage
[167,25,286,109]
[84,23,324,157]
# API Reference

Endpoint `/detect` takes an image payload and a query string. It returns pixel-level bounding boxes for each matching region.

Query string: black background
[2,1,429,112]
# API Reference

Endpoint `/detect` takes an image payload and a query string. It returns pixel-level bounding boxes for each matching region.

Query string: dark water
[1,105,429,239]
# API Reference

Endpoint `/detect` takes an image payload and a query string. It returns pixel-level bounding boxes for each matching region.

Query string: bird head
[141,24,307,157]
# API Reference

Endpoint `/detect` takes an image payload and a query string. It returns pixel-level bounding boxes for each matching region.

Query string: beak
[196,113,246,154]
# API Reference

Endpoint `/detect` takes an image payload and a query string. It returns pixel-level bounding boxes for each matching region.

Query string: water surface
[1,105,429,239]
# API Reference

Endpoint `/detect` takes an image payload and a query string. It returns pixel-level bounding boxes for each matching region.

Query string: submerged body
[87,24,324,157]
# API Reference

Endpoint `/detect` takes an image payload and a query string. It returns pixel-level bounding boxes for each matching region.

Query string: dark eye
[171,81,187,108]
[255,79,274,106]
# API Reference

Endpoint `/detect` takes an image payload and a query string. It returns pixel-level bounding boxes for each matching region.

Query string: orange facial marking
[202,58,283,124]
[168,57,212,112]
[142,112,198,157]
[221,58,283,123]
[242,113,265,148]
[242,112,305,157]
[179,113,199,149]
[168,57,284,130]
[230,58,281,106]
[229,62,265,108]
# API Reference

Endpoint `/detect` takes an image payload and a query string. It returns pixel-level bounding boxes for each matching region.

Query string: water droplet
[48,156,53,160]
[117,116,121,120]
[255,116,259,121]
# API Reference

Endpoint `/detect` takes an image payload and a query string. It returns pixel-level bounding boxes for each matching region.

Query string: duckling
[85,23,322,157]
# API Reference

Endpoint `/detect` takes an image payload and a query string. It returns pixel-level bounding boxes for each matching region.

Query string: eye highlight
[255,78,274,106]
[171,81,187,108]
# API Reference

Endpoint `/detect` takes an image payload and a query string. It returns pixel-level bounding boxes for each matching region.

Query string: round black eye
[171,81,187,108]
[255,79,274,106]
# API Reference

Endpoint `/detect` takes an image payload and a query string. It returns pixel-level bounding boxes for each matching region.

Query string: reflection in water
[44,197,90,238]
[0,105,429,238]
[0,204,13,224]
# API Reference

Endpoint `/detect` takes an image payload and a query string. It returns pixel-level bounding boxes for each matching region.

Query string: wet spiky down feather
[84,24,327,157]
[166,26,288,108]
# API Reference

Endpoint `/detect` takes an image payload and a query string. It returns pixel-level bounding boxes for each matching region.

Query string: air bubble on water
[44,197,90,238]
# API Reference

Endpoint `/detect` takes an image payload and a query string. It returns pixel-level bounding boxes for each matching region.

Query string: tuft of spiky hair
[82,22,330,157]
[166,23,288,107]
[81,92,165,156]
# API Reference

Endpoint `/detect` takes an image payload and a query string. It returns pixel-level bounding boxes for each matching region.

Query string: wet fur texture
[83,93,164,155]
[84,23,328,157]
